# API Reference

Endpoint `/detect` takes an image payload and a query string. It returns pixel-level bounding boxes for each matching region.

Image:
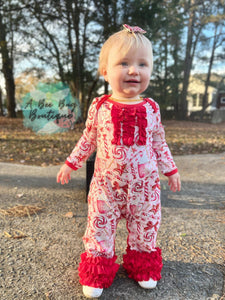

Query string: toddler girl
[57,24,181,298]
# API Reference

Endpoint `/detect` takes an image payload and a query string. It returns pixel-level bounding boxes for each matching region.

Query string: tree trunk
[201,24,218,120]
[173,37,180,118]
[180,0,195,120]
[0,88,4,116]
[85,77,99,118]
[0,13,16,118]
[72,1,81,101]
[163,30,169,102]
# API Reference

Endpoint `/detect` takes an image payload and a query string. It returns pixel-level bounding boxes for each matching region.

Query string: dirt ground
[0,152,224,300]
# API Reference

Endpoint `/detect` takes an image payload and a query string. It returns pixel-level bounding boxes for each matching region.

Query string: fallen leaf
[65,212,74,218]
[4,231,12,238]
[180,233,187,237]
[4,230,27,239]
[12,230,27,239]
[17,193,24,198]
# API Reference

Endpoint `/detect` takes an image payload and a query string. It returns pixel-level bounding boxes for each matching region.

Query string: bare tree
[179,0,206,119]
[0,87,4,116]
[0,2,16,118]
[179,0,225,119]
[200,5,225,118]
[20,0,99,118]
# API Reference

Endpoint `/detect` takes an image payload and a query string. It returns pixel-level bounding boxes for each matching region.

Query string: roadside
[0,153,224,300]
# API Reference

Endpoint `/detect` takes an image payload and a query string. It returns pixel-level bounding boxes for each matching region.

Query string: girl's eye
[140,63,146,67]
[121,62,128,66]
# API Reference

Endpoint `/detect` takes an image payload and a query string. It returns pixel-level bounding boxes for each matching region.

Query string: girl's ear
[102,67,108,82]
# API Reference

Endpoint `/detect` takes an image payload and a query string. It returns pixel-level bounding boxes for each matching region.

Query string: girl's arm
[64,98,99,171]
[57,98,99,185]
[152,101,178,177]
[151,106,181,192]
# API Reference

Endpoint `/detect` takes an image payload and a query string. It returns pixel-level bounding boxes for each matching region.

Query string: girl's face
[103,44,152,99]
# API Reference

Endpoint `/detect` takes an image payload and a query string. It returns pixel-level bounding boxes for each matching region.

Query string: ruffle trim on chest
[96,95,158,147]
[111,104,147,146]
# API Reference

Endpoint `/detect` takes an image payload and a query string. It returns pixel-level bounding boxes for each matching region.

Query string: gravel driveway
[0,153,224,300]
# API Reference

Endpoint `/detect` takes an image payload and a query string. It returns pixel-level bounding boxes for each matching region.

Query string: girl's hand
[168,172,181,192]
[57,164,73,185]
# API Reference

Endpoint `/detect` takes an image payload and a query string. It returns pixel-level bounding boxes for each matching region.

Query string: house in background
[187,76,217,116]
[187,74,225,123]
[217,91,225,109]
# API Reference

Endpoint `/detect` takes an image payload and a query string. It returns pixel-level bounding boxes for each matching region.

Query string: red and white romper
[66,95,178,288]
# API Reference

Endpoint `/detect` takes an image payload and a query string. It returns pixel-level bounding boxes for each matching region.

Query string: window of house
[220,97,225,104]
[198,94,208,107]
[192,94,197,107]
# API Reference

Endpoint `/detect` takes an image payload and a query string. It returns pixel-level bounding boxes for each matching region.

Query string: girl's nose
[128,65,139,75]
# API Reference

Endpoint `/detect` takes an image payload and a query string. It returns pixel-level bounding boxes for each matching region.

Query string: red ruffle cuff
[123,247,163,282]
[78,252,120,288]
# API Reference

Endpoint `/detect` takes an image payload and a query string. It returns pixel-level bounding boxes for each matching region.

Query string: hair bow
[123,24,146,34]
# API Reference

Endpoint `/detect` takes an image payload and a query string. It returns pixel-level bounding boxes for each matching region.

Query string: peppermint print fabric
[66,95,177,258]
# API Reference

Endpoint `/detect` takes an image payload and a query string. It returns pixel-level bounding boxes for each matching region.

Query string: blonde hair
[98,27,153,76]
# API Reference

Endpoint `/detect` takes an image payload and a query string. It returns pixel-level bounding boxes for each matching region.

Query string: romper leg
[123,179,163,281]
[78,176,120,288]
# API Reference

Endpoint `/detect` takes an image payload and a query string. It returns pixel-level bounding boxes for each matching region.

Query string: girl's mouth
[125,79,140,83]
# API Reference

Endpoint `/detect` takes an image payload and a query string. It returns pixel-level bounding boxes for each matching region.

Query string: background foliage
[0,0,225,119]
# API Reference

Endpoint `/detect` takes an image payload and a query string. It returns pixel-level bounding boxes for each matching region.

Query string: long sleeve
[152,103,178,176]
[65,98,98,170]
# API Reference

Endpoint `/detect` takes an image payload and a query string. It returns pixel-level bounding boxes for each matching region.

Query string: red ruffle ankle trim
[123,247,163,282]
[78,253,120,288]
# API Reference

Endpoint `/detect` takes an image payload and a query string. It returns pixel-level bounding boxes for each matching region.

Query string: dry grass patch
[0,205,44,217]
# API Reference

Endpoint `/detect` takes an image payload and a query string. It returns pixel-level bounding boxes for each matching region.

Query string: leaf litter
[0,205,44,218]
[1,117,225,166]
